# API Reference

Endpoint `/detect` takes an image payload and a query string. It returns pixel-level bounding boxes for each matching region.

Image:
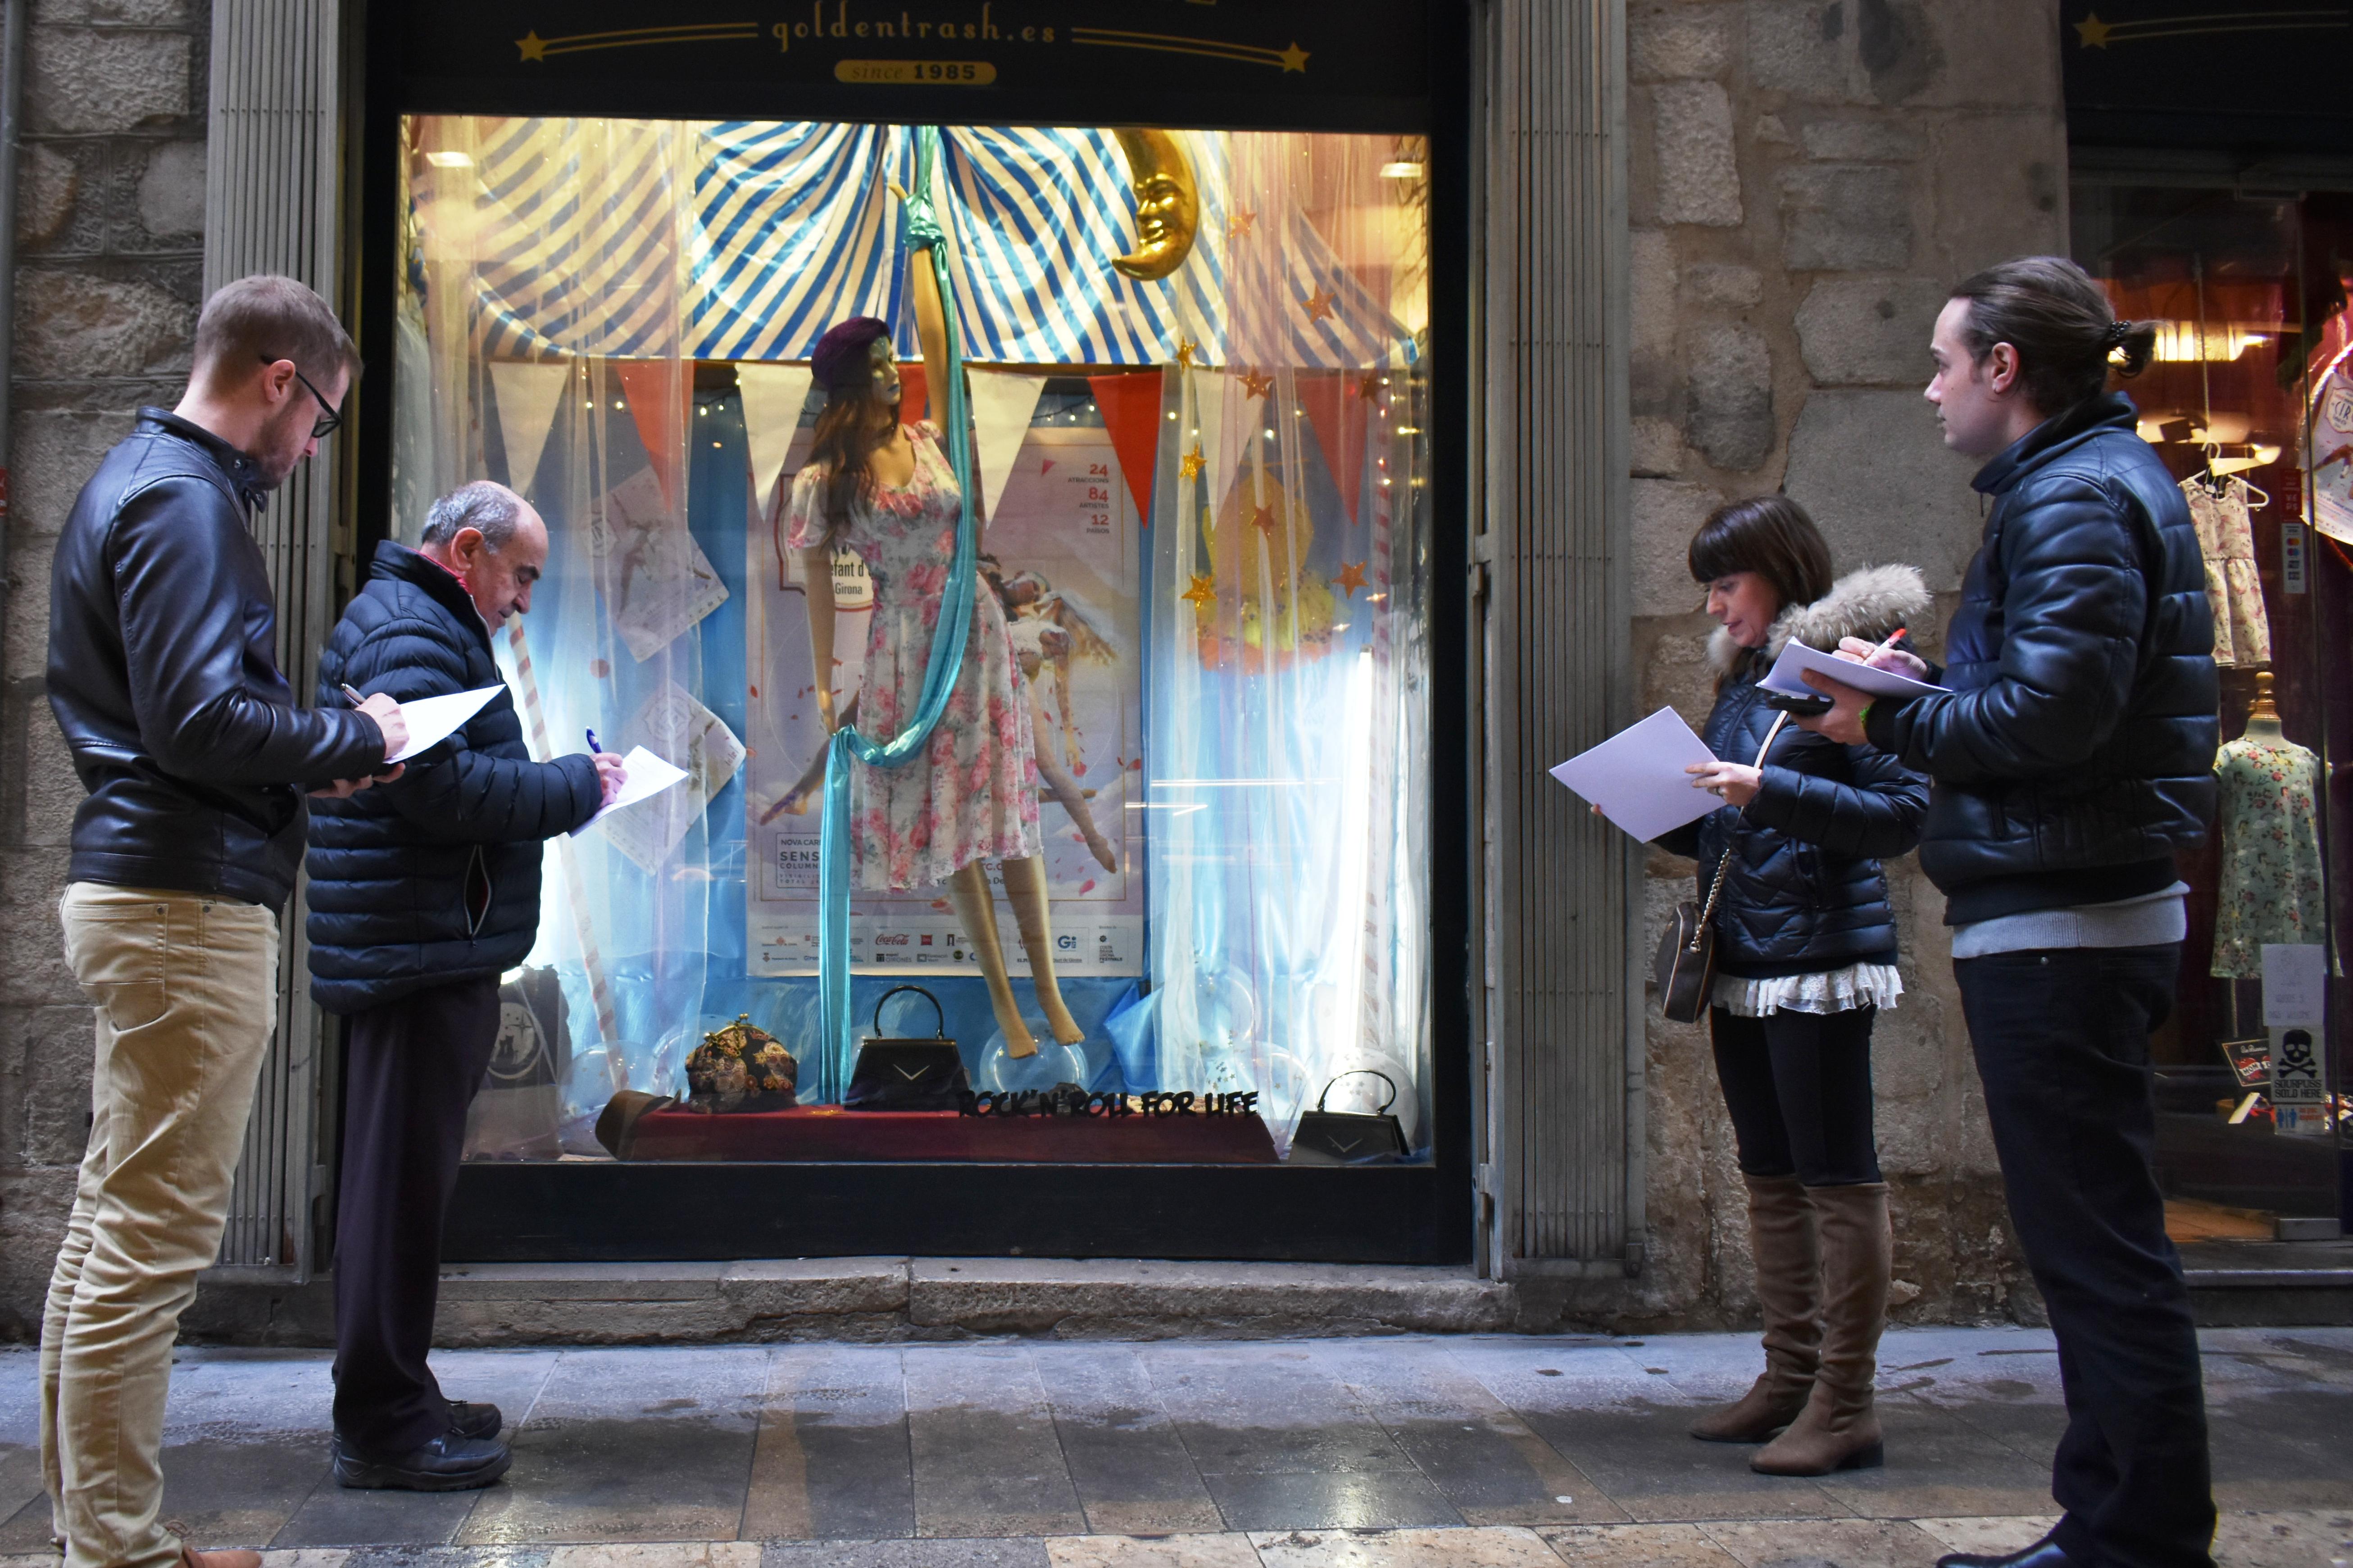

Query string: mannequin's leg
[947,861,1035,1057]
[1002,856,1085,1045]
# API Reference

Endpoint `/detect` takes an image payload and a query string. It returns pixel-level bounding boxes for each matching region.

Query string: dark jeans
[1709,1004,1882,1187]
[1955,944,2214,1568]
[332,977,501,1455]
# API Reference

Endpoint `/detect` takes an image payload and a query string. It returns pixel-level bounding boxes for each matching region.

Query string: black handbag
[845,985,970,1110]
[1292,1070,1410,1162]
[1653,712,1785,1024]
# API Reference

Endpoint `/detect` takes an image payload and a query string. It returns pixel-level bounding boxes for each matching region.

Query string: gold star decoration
[1335,560,1369,598]
[1278,41,1310,73]
[1249,503,1276,532]
[1174,337,1199,369]
[517,29,549,61]
[1227,209,1257,243]
[1354,369,1382,401]
[1301,285,1337,323]
[1181,573,1217,609]
[1179,444,1205,481]
[2072,12,2112,47]
[1238,369,1275,399]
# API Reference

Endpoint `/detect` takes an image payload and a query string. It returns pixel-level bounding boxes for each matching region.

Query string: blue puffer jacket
[305,542,600,1014]
[1658,566,1932,978]
[1866,394,2218,924]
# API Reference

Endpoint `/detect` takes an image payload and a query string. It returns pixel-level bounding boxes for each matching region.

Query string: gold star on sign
[1301,285,1337,323]
[1179,444,1205,481]
[1181,573,1217,609]
[2072,13,2112,47]
[1227,209,1257,243]
[1278,41,1309,73]
[1239,369,1275,399]
[1250,503,1276,532]
[1175,338,1200,369]
[1355,369,1382,400]
[1335,560,1368,598]
[517,29,549,61]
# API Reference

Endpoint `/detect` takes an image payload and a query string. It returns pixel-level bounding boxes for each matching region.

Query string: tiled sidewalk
[2,1328,2348,1566]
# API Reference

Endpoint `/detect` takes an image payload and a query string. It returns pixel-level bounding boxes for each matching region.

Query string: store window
[395,117,1435,1170]
[2073,182,2353,1235]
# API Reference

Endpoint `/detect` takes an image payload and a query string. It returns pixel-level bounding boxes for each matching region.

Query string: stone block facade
[1616,0,2067,1330]
[0,0,209,1339]
[0,0,2069,1337]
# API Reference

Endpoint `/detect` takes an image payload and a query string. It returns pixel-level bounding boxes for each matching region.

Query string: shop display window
[2075,183,2353,1234]
[395,116,1435,1169]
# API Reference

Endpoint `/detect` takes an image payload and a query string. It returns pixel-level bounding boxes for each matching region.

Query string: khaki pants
[41,883,281,1568]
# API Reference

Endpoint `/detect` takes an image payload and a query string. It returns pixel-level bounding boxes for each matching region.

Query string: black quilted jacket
[1864,394,2218,924]
[305,542,600,1014]
[1657,567,1932,979]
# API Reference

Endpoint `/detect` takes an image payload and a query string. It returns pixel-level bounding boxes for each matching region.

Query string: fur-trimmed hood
[1708,562,1931,676]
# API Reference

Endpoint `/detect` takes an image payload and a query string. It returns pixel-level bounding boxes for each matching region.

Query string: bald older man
[306,482,625,1490]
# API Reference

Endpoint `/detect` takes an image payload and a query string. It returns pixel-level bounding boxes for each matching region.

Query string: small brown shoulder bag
[1651,712,1786,1023]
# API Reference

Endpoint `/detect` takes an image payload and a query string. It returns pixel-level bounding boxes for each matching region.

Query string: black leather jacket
[1865,394,2218,924]
[46,409,386,914]
[1658,566,1931,978]
[306,543,601,1015]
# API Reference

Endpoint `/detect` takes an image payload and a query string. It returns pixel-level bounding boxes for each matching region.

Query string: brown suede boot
[1690,1173,1820,1442]
[1753,1181,1890,1475]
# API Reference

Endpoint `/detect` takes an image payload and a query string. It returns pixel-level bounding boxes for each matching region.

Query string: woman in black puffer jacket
[1653,496,1928,1479]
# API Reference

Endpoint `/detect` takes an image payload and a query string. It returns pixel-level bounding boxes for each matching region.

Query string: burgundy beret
[811,316,891,391]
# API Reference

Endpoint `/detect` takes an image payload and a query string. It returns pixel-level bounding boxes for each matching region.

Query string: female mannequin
[785,240,1084,1058]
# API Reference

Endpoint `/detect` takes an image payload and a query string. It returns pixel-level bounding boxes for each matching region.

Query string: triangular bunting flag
[736,362,813,520]
[1295,371,1365,528]
[969,368,1049,525]
[1088,370,1164,524]
[898,363,928,429]
[488,359,569,498]
[614,359,693,513]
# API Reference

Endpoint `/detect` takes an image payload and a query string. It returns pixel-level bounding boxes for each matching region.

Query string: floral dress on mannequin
[2210,730,2325,977]
[784,421,1041,891]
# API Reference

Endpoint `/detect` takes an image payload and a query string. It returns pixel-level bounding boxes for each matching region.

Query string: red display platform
[612,1103,1282,1164]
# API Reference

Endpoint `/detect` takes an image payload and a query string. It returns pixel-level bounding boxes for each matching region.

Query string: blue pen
[586,728,600,755]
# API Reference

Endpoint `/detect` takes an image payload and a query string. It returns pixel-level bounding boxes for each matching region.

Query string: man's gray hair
[421,481,524,551]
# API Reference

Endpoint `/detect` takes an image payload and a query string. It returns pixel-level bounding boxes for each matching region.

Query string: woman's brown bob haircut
[1688,494,1834,613]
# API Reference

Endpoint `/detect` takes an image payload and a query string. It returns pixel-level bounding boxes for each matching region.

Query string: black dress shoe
[332,1430,512,1491]
[447,1400,503,1441]
[1936,1536,2077,1568]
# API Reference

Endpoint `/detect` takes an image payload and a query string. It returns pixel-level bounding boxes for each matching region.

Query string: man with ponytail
[1798,257,2219,1568]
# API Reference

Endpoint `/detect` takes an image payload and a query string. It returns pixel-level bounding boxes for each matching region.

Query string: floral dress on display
[785,421,1042,891]
[2209,732,2326,978]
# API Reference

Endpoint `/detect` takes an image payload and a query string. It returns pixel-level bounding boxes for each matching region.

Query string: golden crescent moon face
[1111,128,1199,282]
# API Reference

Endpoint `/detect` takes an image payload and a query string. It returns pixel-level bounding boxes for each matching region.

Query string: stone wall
[0,0,209,1337]
[1598,0,2069,1330]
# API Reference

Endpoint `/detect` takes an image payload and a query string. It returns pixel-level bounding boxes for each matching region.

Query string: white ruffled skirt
[1712,961,1903,1019]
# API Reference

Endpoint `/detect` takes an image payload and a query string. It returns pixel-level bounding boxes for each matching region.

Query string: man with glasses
[42,274,407,1568]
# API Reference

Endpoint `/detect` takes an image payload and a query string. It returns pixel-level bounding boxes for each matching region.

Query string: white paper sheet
[1759,640,1949,702]
[383,685,504,763]
[572,746,689,835]
[1547,707,1720,843]
[2262,942,2328,1027]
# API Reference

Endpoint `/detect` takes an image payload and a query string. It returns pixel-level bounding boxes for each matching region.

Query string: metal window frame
[204,0,359,1281]
[1469,0,1639,1281]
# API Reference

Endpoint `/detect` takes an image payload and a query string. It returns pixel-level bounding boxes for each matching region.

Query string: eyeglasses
[259,353,343,440]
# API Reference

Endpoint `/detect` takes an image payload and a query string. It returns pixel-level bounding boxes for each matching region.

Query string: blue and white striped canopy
[449,120,1410,370]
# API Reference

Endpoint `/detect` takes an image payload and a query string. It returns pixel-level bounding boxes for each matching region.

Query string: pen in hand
[1862,626,1908,666]
[340,683,366,706]
[586,728,601,755]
